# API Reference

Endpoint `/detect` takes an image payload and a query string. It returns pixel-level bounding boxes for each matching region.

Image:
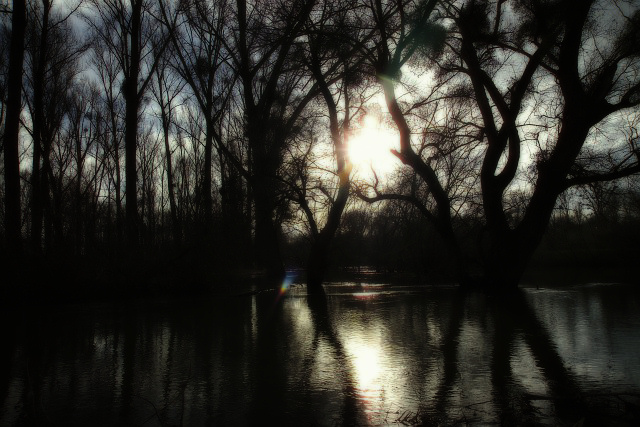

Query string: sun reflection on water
[352,342,382,395]
[343,333,390,421]
[353,291,380,299]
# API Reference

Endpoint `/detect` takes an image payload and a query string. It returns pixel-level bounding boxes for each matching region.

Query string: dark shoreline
[2,258,638,310]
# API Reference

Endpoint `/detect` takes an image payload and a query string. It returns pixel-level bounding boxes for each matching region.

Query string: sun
[348,115,400,178]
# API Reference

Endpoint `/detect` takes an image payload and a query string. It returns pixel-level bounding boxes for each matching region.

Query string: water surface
[2,282,639,425]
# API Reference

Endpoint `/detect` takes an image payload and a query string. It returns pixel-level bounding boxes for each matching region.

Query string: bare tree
[159,0,241,247]
[227,0,319,279]
[85,0,169,250]
[360,0,640,289]
[90,38,126,244]
[2,0,26,258]
[150,42,184,245]
[25,0,84,253]
[284,0,375,292]
[65,81,103,254]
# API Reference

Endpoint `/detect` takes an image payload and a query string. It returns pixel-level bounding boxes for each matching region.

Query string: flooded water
[2,282,640,425]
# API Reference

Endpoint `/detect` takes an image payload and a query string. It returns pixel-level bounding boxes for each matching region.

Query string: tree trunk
[306,241,329,294]
[104,93,123,246]
[124,1,142,250]
[3,0,26,257]
[30,1,51,254]
[114,140,123,245]
[75,130,83,256]
[124,104,139,249]
[245,108,285,280]
[203,117,214,229]
[306,185,349,294]
[252,175,284,281]
[42,140,54,253]
[477,170,570,291]
[30,135,43,252]
[162,112,180,245]
[304,56,353,294]
[476,107,594,290]
[219,152,248,266]
[477,230,524,290]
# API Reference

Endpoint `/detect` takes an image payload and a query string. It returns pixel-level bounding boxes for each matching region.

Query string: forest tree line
[1,0,639,293]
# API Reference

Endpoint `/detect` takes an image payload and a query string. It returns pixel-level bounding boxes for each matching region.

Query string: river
[1,282,639,425]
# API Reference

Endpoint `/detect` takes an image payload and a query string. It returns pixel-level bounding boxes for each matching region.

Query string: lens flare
[277,272,296,299]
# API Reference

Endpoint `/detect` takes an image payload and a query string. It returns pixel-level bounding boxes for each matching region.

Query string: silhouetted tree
[137,123,162,246]
[2,0,26,259]
[360,0,640,289]
[150,43,184,246]
[86,0,169,250]
[286,0,376,292]
[227,0,319,279]
[158,0,243,251]
[64,81,104,255]
[89,36,126,246]
[25,0,84,254]
[1,0,636,293]
[0,19,7,133]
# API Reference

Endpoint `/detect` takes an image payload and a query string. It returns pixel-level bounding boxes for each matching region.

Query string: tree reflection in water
[427,289,584,425]
[1,284,639,425]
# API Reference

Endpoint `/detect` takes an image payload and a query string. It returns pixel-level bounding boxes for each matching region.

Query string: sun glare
[343,334,390,422]
[348,115,400,178]
[351,341,382,392]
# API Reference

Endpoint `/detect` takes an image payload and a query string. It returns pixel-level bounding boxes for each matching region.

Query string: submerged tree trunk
[243,117,286,281]
[306,183,349,294]
[219,152,249,266]
[303,51,355,294]
[475,230,524,290]
[244,107,287,281]
[306,238,329,294]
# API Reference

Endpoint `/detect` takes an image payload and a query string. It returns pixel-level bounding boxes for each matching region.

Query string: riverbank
[1,250,638,308]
